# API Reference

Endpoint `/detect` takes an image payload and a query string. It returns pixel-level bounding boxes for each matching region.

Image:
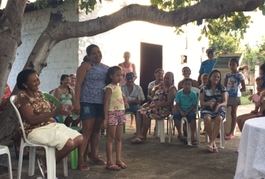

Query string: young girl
[104,66,128,170]
[54,74,80,127]
[249,63,265,115]
[199,73,208,89]
[224,58,246,140]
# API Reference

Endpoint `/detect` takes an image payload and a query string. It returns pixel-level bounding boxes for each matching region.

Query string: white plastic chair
[0,145,13,179]
[10,95,68,179]
[156,119,166,143]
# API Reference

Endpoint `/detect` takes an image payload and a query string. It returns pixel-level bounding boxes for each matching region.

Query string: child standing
[104,66,128,170]
[173,78,198,145]
[224,58,246,140]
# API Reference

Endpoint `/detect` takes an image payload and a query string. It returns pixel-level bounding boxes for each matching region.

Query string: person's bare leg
[237,113,257,132]
[141,115,151,140]
[209,116,222,145]
[78,119,95,167]
[135,111,143,135]
[106,125,116,166]
[227,105,238,137]
[130,114,134,127]
[72,117,80,127]
[174,119,183,138]
[90,117,104,160]
[115,124,124,165]
[56,139,75,163]
[204,115,212,141]
[190,119,196,141]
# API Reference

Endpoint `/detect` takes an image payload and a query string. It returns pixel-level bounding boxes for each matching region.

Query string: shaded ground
[0,104,254,179]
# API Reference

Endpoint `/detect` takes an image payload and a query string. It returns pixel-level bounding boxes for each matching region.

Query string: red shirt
[0,84,11,112]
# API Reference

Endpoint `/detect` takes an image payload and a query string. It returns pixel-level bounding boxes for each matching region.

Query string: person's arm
[149,87,177,108]
[200,88,215,108]
[71,87,75,105]
[132,63,137,78]
[215,91,228,111]
[18,98,70,125]
[223,75,228,87]
[53,88,60,101]
[193,80,199,88]
[240,73,246,92]
[103,87,112,128]
[74,63,91,113]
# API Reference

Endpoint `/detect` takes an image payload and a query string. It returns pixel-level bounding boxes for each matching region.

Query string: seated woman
[15,69,84,176]
[200,70,227,153]
[54,74,80,127]
[132,72,177,143]
[147,68,164,100]
[178,66,199,90]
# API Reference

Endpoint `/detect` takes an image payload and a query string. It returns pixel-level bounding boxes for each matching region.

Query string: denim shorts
[173,110,196,123]
[80,102,104,120]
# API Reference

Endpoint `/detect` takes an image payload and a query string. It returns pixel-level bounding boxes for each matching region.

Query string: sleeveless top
[58,88,73,105]
[120,63,134,85]
[80,62,108,104]
[104,84,125,111]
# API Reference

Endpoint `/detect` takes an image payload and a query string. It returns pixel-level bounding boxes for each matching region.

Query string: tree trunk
[0,0,261,144]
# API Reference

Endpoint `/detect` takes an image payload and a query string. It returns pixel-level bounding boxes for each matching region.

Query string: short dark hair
[229,58,239,66]
[16,69,37,90]
[206,48,214,55]
[182,78,193,85]
[86,44,99,56]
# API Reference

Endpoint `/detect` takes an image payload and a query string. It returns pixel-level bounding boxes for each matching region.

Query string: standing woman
[200,70,227,153]
[118,51,137,85]
[198,48,217,85]
[74,44,108,170]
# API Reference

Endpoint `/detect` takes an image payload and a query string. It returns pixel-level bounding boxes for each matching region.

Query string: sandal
[191,140,197,146]
[116,162,127,169]
[105,164,121,171]
[89,158,106,165]
[178,136,187,144]
[206,145,213,153]
[78,164,90,171]
[131,137,146,143]
[225,135,235,140]
[37,159,47,178]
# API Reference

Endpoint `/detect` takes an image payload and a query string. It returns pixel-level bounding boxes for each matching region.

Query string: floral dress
[141,83,176,120]
[200,85,226,120]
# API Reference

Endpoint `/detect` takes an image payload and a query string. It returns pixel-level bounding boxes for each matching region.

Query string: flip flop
[37,159,47,178]
[191,140,197,146]
[131,137,145,143]
[206,145,213,153]
[225,135,235,140]
[78,164,90,171]
[178,136,187,144]
[116,162,127,169]
[89,158,106,165]
[105,164,121,171]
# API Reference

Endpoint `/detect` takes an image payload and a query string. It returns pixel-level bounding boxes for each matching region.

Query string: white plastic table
[234,117,265,179]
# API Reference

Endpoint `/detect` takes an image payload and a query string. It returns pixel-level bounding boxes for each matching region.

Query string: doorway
[140,42,163,98]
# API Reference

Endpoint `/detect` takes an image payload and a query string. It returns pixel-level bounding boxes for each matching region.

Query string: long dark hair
[206,70,222,90]
[17,69,37,90]
[60,74,71,94]
[105,66,122,85]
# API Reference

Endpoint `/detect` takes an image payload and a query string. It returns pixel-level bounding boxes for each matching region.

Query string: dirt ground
[0,104,254,179]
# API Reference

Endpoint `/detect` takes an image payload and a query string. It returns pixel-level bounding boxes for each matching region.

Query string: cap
[126,72,135,79]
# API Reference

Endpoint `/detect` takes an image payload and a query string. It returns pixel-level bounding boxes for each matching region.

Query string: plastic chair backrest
[190,87,200,116]
[10,95,31,144]
[42,92,64,123]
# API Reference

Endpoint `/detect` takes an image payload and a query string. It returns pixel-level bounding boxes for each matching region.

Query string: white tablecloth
[234,117,265,179]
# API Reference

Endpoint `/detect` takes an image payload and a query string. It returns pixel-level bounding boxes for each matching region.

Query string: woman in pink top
[118,51,137,85]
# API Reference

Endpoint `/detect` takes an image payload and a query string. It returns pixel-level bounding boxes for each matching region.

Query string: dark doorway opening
[140,42,163,98]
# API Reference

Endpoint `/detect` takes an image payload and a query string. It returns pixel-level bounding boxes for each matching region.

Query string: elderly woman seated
[131,72,177,143]
[15,69,84,176]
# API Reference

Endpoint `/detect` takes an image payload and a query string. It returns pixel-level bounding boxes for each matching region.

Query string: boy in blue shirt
[173,78,198,145]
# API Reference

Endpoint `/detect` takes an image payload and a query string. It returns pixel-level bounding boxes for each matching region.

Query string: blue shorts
[173,110,196,123]
[80,102,104,120]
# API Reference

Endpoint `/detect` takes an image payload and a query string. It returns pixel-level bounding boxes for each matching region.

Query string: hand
[248,95,253,101]
[73,102,80,114]
[180,111,186,117]
[125,102,129,109]
[103,119,108,129]
[55,104,71,116]
[208,99,216,108]
[214,103,220,112]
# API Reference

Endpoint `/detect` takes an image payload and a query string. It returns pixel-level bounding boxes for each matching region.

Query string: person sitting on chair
[131,72,177,143]
[121,72,145,128]
[15,69,83,176]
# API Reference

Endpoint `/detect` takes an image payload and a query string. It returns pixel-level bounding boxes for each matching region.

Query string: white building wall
[8,3,79,92]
